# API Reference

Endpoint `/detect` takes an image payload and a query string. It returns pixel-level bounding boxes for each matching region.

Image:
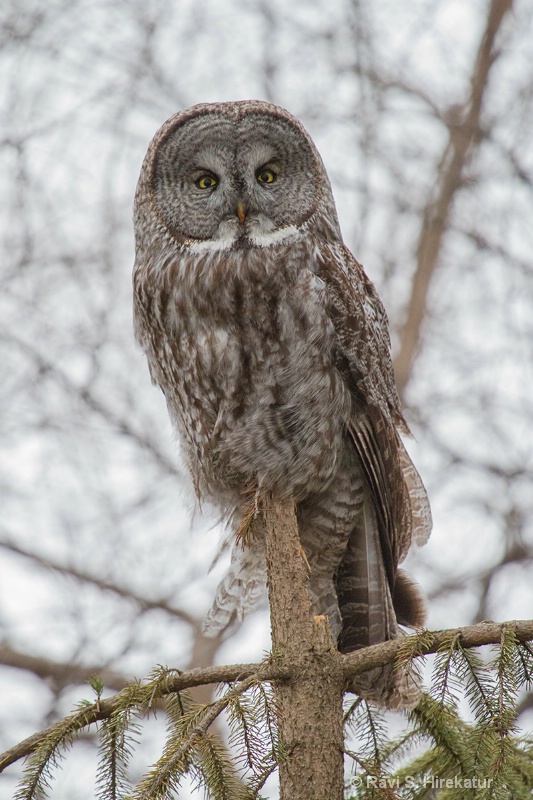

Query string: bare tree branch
[394,0,514,395]
[0,643,126,691]
[4,332,181,477]
[0,538,196,627]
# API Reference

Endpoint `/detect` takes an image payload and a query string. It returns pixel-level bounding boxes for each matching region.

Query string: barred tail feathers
[337,495,423,710]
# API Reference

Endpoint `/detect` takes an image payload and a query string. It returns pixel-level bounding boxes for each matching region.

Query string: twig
[136,675,259,795]
[0,643,126,691]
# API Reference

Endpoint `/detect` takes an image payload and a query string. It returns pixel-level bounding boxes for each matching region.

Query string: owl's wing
[315,242,432,581]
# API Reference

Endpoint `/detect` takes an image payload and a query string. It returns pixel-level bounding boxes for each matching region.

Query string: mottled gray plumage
[133,100,432,709]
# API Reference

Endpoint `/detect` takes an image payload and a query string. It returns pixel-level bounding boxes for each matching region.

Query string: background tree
[1,0,532,797]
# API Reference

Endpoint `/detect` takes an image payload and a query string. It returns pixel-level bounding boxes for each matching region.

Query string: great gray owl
[133,100,431,709]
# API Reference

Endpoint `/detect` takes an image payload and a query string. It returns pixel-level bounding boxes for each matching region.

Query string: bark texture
[263,496,345,800]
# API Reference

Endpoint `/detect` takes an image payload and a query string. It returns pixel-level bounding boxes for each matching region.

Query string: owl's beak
[236,202,246,224]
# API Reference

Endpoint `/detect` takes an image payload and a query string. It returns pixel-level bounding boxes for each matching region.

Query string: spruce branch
[96,709,140,800]
[262,496,345,799]
[0,662,284,773]
[3,619,533,775]
[131,676,259,799]
[342,620,533,686]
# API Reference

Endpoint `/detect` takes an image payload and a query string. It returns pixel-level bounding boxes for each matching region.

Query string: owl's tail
[201,536,267,638]
[335,500,425,710]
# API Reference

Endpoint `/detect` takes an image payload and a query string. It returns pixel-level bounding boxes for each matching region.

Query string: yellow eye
[256,168,277,184]
[195,174,218,189]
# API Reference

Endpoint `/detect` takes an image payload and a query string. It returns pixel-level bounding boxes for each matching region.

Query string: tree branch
[393,0,514,395]
[263,497,345,800]
[134,675,258,796]
[0,538,196,627]
[0,660,286,773]
[4,332,181,477]
[2,618,532,775]
[0,643,126,691]
[342,619,533,684]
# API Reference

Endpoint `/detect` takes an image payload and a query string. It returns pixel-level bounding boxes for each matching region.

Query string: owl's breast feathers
[135,238,353,500]
[133,232,431,554]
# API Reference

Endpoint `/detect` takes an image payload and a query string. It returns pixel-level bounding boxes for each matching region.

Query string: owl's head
[135,100,341,251]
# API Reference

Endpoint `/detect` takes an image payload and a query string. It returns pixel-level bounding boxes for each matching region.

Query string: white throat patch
[185,218,300,253]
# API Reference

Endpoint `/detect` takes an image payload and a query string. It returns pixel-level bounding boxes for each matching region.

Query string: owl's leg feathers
[203,493,313,638]
[297,452,366,643]
[203,462,425,708]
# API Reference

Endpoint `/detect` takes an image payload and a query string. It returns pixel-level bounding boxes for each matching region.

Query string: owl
[133,100,432,709]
